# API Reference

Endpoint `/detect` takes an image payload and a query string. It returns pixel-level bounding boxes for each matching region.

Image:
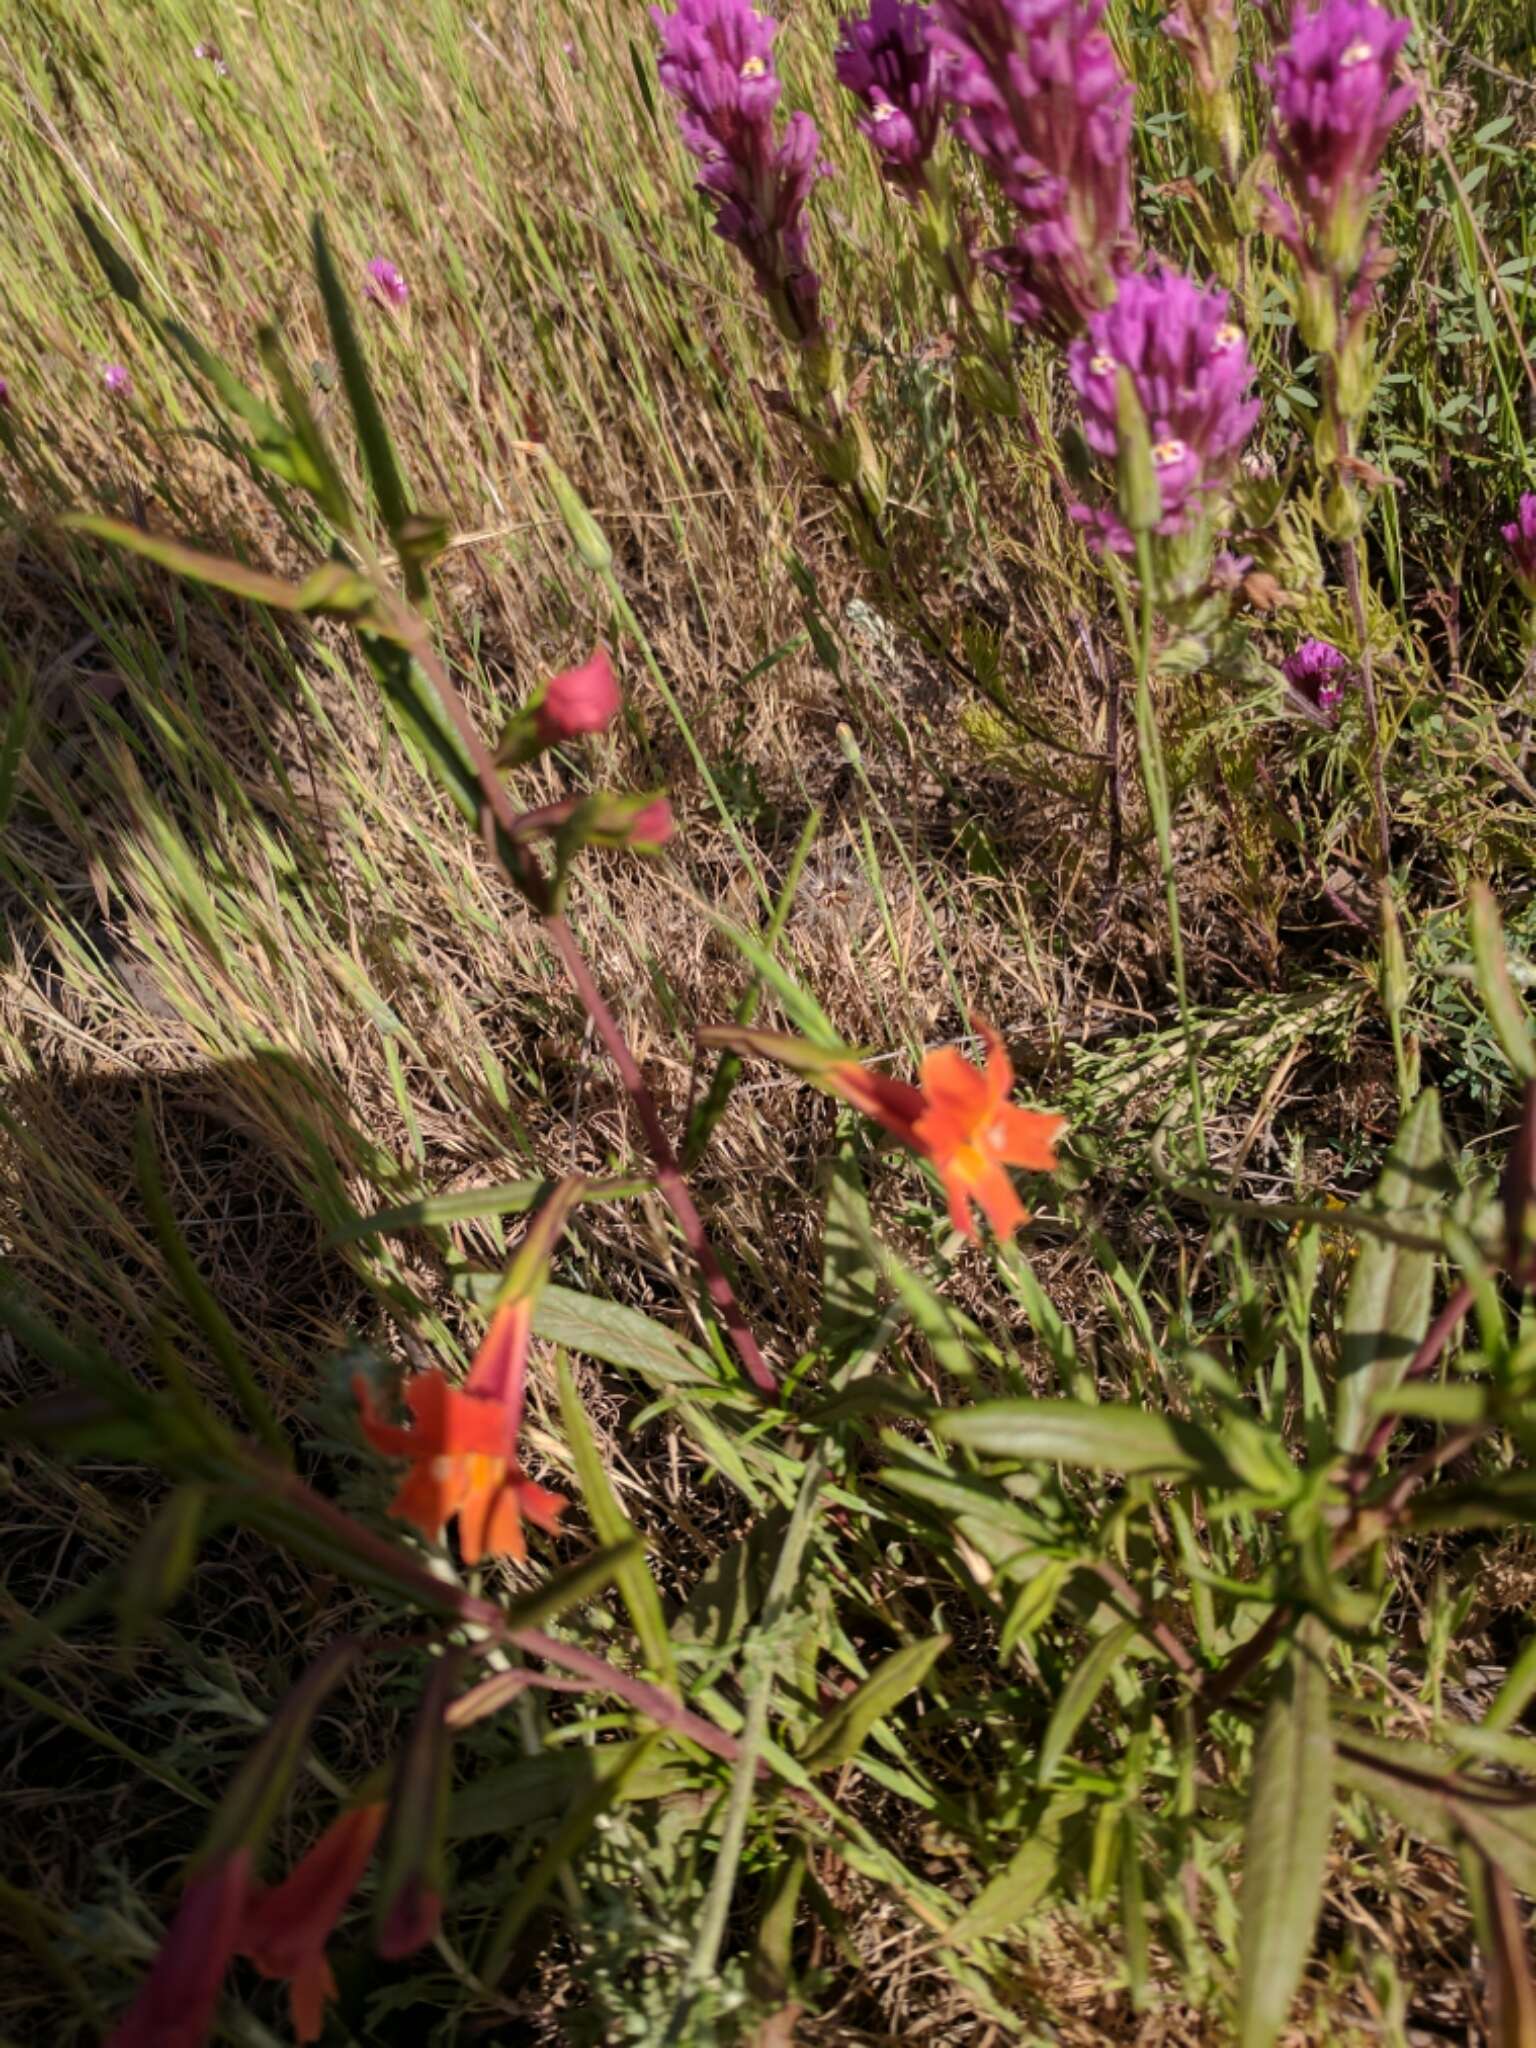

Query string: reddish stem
[544,915,775,1393]
[382,601,776,1396]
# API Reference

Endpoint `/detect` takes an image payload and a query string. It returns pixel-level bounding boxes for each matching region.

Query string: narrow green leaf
[62,514,314,612]
[1238,1621,1334,2048]
[0,669,31,832]
[819,1140,881,1350]
[311,216,414,566]
[531,1284,720,1390]
[937,1399,1234,1482]
[948,1794,1084,1943]
[1037,1620,1138,1788]
[1334,1091,1449,1454]
[497,1540,643,1639]
[799,1633,950,1774]
[1470,884,1536,1080]
[557,1357,674,1681]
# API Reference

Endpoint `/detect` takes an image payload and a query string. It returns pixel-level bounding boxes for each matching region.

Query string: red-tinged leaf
[374,1651,461,1958]
[199,1643,359,1869]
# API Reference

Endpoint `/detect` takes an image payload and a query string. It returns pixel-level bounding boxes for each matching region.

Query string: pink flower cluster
[931,0,1136,335]
[835,0,944,196]
[652,0,831,342]
[1066,267,1259,551]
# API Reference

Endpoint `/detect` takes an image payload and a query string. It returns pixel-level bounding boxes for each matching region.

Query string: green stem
[1130,533,1208,1168]
[672,1443,829,2033]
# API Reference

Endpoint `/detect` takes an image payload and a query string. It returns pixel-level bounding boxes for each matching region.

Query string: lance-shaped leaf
[948,1793,1086,1944]
[1037,1620,1138,1789]
[117,1485,210,1655]
[1470,883,1536,1082]
[1334,1091,1450,1455]
[374,1649,461,1958]
[199,1642,359,1870]
[937,1400,1235,1483]
[1238,1619,1334,2048]
[798,1634,950,1774]
[558,1356,675,1681]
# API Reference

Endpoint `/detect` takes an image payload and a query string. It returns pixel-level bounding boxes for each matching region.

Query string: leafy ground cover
[3,0,1536,2040]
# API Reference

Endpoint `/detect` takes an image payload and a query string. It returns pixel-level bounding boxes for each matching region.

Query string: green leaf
[1037,1620,1138,1789]
[820,1141,881,1350]
[497,1540,643,1639]
[799,1634,950,1773]
[948,1794,1084,1943]
[1470,883,1536,1080]
[936,1399,1234,1482]
[531,1284,720,1390]
[1334,1091,1448,1454]
[1238,1621,1334,2048]
[61,514,320,612]
[557,1358,675,1682]
[311,216,417,582]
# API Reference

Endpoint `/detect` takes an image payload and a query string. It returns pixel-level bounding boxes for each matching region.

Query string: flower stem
[1339,520,1393,876]
[1131,533,1208,1168]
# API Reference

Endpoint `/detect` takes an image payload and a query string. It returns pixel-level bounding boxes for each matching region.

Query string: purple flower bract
[1265,0,1413,266]
[653,0,831,341]
[1503,493,1536,601]
[932,0,1136,334]
[1283,636,1351,715]
[1066,266,1260,550]
[835,0,942,191]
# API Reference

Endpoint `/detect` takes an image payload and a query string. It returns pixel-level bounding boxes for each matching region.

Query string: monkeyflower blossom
[533,646,621,745]
[931,0,1136,334]
[108,1853,251,2048]
[1283,636,1351,717]
[702,1019,1065,1240]
[355,1327,566,1565]
[1503,494,1536,605]
[364,257,409,309]
[356,1190,579,1564]
[1264,0,1413,276]
[1067,266,1260,550]
[240,1806,386,2044]
[652,0,831,342]
[102,361,132,396]
[835,0,943,194]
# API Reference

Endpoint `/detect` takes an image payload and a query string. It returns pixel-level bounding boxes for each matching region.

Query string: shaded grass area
[2,0,1536,2040]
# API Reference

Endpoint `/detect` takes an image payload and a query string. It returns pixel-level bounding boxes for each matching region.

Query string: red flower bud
[533,646,620,744]
[108,1852,251,2048]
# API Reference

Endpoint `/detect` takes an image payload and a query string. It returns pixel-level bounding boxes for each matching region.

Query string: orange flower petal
[287,1950,337,2046]
[916,1044,991,1127]
[514,1476,569,1536]
[990,1103,1067,1171]
[463,1298,531,1441]
[969,1160,1028,1241]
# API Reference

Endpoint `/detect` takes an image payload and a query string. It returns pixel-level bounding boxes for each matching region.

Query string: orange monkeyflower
[240,1804,385,2044]
[354,1298,566,1565]
[355,1183,581,1564]
[701,1018,1064,1243]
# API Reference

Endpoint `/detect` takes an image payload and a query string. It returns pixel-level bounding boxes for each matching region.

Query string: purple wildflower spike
[1066,265,1260,551]
[1283,637,1351,717]
[1503,494,1536,604]
[835,0,942,195]
[652,0,831,342]
[102,362,132,396]
[365,258,409,309]
[1264,0,1414,276]
[931,0,1136,336]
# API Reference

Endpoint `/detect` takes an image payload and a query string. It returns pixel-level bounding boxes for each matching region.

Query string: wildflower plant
[10,6,1536,2047]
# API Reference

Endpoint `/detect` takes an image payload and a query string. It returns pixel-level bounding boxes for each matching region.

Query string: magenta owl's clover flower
[652,0,832,343]
[1503,495,1536,604]
[1066,266,1260,552]
[835,0,943,196]
[1162,0,1236,98]
[1264,0,1414,279]
[930,0,1137,336]
[102,361,132,397]
[364,258,409,310]
[1283,636,1352,717]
